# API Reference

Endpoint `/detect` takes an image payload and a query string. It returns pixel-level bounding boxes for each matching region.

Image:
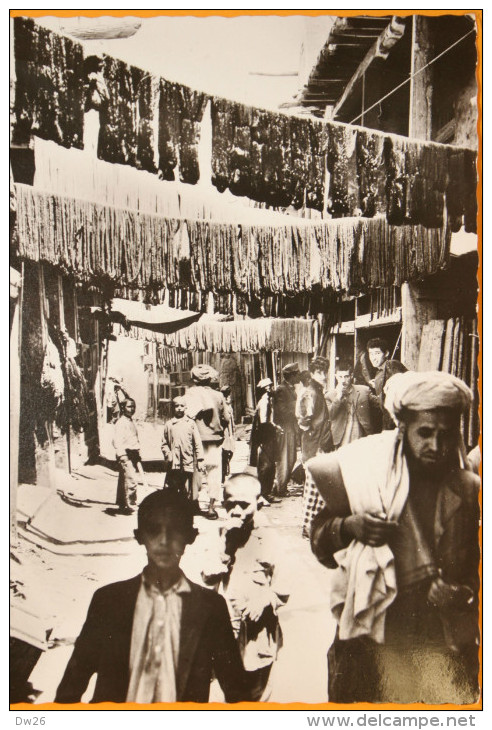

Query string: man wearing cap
[184,365,230,520]
[249,378,280,504]
[272,363,301,497]
[309,371,480,704]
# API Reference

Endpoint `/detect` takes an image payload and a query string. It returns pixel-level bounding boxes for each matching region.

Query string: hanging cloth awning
[109,298,202,334]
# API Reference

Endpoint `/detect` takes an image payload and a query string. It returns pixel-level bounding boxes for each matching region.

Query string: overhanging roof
[299,15,403,111]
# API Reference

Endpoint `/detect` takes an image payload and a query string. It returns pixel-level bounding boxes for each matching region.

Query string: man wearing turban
[308,371,480,704]
[184,365,230,519]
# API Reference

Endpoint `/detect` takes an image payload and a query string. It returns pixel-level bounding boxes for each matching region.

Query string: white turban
[384,371,473,423]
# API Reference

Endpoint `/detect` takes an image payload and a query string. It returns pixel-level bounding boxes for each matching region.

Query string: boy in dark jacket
[55,491,245,704]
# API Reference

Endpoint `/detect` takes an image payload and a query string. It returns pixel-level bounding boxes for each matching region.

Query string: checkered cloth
[301,465,325,539]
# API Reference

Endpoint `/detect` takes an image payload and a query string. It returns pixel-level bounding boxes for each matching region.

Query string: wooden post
[10,267,22,546]
[408,15,434,140]
[37,265,57,489]
[402,17,435,368]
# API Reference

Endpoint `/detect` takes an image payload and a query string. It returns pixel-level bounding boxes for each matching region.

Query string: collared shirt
[126,571,191,703]
[257,392,273,425]
[161,416,204,472]
[113,415,140,458]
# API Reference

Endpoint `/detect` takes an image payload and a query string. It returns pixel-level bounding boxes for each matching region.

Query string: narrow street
[11,437,336,704]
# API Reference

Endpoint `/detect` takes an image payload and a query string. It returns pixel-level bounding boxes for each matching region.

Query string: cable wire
[349,27,476,126]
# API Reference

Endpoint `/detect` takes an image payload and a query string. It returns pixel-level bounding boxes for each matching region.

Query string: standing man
[220,385,235,485]
[297,358,333,462]
[309,371,480,704]
[249,378,280,505]
[161,396,204,510]
[325,361,378,450]
[184,364,230,520]
[355,338,407,430]
[113,398,141,514]
[272,363,301,497]
[298,358,334,538]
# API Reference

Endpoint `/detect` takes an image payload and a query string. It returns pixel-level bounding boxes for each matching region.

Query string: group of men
[58,344,479,706]
[250,339,406,534]
[112,363,235,520]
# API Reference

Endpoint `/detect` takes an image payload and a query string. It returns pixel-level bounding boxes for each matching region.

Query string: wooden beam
[333,16,406,118]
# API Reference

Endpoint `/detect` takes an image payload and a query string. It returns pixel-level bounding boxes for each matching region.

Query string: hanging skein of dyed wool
[98,56,141,166]
[356,129,386,218]
[384,135,407,225]
[418,142,447,228]
[136,74,158,173]
[13,18,84,149]
[178,84,208,184]
[327,124,353,217]
[211,97,235,193]
[305,119,327,212]
[227,103,253,198]
[158,79,180,181]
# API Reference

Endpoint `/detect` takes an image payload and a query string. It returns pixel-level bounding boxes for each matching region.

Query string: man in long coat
[309,371,480,704]
[272,363,301,497]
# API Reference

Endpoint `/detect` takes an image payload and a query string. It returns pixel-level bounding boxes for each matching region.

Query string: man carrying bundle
[309,371,480,704]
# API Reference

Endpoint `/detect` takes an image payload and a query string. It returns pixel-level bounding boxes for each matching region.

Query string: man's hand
[427,577,474,610]
[238,588,274,622]
[343,512,398,546]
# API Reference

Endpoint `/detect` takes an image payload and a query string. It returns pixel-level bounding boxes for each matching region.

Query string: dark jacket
[298,379,333,462]
[325,385,377,448]
[374,360,408,430]
[55,576,245,704]
[272,381,298,432]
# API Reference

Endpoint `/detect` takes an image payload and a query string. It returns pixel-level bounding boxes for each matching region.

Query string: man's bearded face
[404,408,460,469]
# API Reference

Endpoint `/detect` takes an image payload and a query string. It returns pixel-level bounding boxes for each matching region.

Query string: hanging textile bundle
[130,317,317,354]
[136,74,159,173]
[159,81,208,184]
[177,84,208,184]
[356,128,387,218]
[158,79,180,181]
[97,56,142,166]
[446,148,478,234]
[12,17,84,148]
[15,184,453,302]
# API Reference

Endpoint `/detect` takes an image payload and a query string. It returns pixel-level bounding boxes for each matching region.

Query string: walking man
[113,398,141,514]
[249,378,280,504]
[309,371,480,704]
[272,363,301,497]
[184,364,230,520]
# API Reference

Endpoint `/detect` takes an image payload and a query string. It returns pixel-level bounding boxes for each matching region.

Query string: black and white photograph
[9,8,482,713]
